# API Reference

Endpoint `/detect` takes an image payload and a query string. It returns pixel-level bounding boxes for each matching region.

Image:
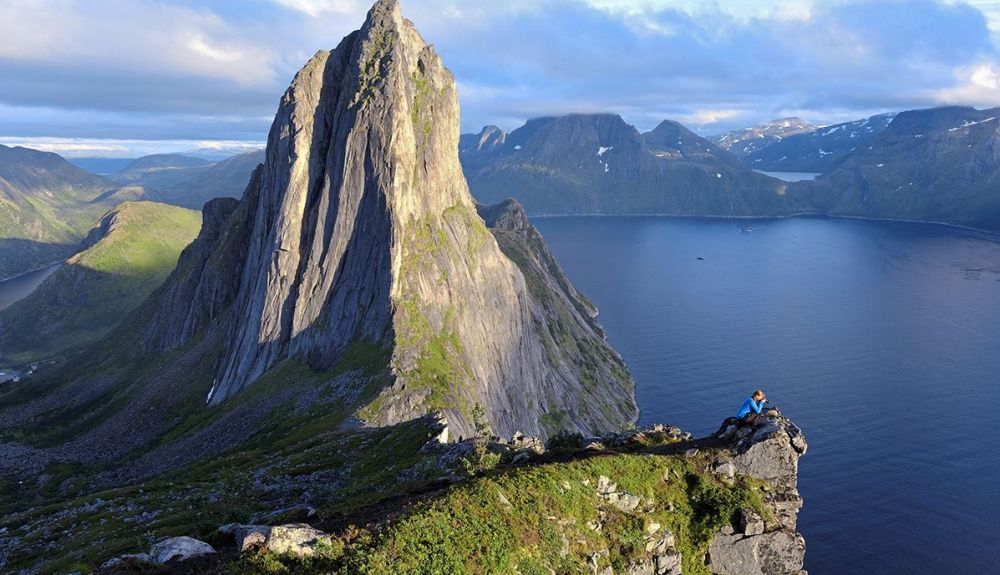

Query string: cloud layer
[1,0,999,156]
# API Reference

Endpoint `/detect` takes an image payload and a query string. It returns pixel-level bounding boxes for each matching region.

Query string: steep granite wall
[136,0,636,439]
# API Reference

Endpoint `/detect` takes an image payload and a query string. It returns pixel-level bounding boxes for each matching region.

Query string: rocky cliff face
[139,0,635,439]
[478,199,636,435]
[463,114,791,216]
[706,413,808,574]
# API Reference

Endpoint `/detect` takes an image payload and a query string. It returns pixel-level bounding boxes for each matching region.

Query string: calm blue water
[533,216,1000,575]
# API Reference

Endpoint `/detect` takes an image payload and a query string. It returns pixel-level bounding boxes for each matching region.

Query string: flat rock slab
[149,536,216,565]
[707,529,805,575]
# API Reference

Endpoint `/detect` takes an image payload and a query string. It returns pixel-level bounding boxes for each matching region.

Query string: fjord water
[0,263,61,311]
[533,216,1000,575]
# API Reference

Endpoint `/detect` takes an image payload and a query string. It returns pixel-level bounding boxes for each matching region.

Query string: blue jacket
[737,397,765,418]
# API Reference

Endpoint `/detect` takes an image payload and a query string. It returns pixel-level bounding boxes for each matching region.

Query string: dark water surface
[532,216,1000,575]
[0,264,61,311]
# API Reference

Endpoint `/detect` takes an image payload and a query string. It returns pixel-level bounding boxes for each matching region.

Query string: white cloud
[272,0,361,17]
[0,136,264,158]
[2,0,1000,144]
[936,61,1000,104]
[0,0,278,85]
[583,0,816,21]
[0,0,76,60]
[677,109,745,127]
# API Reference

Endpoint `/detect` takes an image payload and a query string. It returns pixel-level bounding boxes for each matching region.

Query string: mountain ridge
[461,113,794,216]
[0,144,126,279]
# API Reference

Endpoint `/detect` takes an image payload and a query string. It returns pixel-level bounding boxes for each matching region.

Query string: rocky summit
[139,0,637,439]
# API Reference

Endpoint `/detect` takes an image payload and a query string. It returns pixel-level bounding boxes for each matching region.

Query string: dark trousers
[743,412,764,426]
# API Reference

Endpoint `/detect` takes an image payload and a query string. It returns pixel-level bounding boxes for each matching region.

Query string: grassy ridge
[0,143,132,278]
[232,450,768,575]
[0,201,201,364]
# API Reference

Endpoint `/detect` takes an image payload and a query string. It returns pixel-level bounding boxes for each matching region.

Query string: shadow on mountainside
[0,238,75,281]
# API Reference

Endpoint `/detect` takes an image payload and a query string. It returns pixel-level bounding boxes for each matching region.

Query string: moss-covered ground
[227,449,770,575]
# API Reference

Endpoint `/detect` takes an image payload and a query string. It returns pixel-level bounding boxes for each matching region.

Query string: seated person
[737,390,768,425]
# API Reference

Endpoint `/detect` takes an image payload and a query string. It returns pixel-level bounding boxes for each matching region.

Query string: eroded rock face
[707,412,809,575]
[707,530,806,575]
[140,0,636,438]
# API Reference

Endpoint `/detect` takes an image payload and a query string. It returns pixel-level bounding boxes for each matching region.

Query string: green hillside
[0,144,149,279]
[0,201,201,364]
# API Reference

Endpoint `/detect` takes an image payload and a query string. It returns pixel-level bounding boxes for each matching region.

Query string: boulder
[608,492,642,513]
[149,536,215,565]
[597,475,617,495]
[713,461,736,481]
[98,553,152,570]
[219,524,272,553]
[707,529,805,575]
[738,508,765,536]
[265,523,330,556]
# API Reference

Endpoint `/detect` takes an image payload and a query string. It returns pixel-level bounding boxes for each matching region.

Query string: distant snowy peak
[814,113,896,138]
[711,117,816,158]
[738,113,896,173]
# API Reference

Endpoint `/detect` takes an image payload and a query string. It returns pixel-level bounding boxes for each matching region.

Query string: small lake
[0,263,61,311]
[533,215,1000,575]
[756,170,822,181]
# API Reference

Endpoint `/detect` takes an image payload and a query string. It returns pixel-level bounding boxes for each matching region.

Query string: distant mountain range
[107,151,265,209]
[796,106,1000,230]
[462,106,1000,231]
[0,145,140,279]
[0,147,264,279]
[711,117,815,160]
[461,114,788,216]
[712,114,896,172]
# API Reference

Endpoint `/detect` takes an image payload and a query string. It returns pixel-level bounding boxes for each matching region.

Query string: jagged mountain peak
[460,125,507,153]
[137,0,635,438]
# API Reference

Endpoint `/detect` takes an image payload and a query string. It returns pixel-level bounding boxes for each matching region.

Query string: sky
[2,0,1000,157]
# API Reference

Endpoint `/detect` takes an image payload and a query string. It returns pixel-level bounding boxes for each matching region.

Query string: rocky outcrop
[706,412,808,574]
[140,191,251,354]
[136,0,636,439]
[219,523,330,557]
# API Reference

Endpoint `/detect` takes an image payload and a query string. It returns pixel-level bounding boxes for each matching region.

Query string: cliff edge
[76,412,806,575]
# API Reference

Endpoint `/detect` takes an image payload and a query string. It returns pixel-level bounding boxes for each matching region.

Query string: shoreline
[0,260,66,284]
[529,211,1000,239]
